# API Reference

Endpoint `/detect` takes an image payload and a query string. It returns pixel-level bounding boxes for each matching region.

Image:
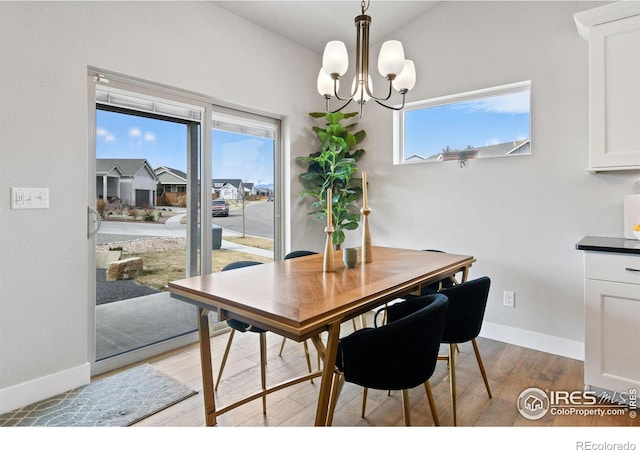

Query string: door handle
[625,267,640,273]
[87,206,102,238]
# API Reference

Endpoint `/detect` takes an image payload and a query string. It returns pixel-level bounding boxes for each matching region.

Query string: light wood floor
[101,317,637,427]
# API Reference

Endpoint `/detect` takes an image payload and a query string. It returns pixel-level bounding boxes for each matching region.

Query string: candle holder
[361,206,372,263]
[323,226,335,272]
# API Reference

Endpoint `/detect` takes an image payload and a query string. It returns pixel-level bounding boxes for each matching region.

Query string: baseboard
[0,362,90,415]
[480,321,585,361]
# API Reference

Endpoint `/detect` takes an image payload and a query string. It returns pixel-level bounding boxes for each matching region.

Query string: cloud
[144,132,156,142]
[215,137,272,181]
[129,127,142,138]
[462,91,529,114]
[96,127,115,143]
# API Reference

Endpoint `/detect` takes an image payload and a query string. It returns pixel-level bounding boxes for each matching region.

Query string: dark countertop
[576,236,640,255]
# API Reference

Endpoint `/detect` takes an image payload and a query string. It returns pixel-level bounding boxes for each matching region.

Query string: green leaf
[332,229,345,247]
[350,148,366,161]
[341,220,360,231]
[326,112,345,125]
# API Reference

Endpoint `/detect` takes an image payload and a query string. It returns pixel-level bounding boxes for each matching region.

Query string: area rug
[0,364,197,427]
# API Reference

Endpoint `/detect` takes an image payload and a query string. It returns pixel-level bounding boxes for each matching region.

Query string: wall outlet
[503,291,515,308]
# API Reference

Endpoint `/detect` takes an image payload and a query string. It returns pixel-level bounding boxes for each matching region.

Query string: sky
[96,110,275,186]
[95,88,528,179]
[403,89,530,159]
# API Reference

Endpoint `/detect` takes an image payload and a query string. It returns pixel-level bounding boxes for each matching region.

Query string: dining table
[168,246,475,426]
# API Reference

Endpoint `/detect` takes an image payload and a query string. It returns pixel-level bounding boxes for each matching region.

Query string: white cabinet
[584,252,640,393]
[575,3,640,172]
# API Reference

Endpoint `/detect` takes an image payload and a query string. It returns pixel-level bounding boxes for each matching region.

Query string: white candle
[327,188,332,227]
[362,171,368,208]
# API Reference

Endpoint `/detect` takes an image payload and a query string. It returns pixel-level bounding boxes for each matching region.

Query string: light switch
[10,187,49,209]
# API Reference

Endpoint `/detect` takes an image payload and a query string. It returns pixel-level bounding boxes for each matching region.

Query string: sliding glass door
[88,73,282,375]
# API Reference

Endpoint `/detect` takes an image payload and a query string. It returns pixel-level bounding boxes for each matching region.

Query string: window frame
[393,80,532,165]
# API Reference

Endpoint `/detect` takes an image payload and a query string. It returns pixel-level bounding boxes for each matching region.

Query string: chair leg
[278,336,287,356]
[215,328,235,391]
[327,372,344,426]
[302,340,313,382]
[259,332,267,414]
[401,389,411,426]
[471,338,492,399]
[448,343,458,426]
[281,337,314,381]
[361,387,368,418]
[424,381,439,426]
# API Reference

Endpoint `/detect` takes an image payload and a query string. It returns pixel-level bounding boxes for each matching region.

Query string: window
[394,81,531,165]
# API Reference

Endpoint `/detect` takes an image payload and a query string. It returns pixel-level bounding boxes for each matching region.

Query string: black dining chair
[278,250,318,372]
[368,276,492,426]
[435,276,492,426]
[373,250,462,326]
[215,261,269,413]
[327,294,449,426]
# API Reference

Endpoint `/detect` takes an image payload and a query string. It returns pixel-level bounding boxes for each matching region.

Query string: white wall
[0,1,319,412]
[292,1,640,359]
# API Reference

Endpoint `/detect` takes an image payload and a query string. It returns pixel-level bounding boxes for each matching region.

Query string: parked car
[211,199,229,217]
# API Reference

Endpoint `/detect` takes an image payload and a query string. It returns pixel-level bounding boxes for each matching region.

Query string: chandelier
[317,0,417,116]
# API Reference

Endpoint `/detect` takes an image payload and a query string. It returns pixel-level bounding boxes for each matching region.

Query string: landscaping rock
[107,257,143,281]
[96,250,122,269]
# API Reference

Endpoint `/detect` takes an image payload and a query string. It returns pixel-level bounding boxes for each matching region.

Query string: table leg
[314,321,341,426]
[461,266,469,283]
[197,307,217,426]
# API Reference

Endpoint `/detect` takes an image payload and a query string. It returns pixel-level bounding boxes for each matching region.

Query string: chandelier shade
[392,60,417,92]
[317,69,335,97]
[322,41,349,76]
[317,1,416,116]
[377,40,405,77]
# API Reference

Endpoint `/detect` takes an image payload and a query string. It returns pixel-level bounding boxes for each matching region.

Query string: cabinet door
[589,15,640,170]
[585,279,640,392]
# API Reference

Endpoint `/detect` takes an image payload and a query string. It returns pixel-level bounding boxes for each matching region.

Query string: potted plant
[297,111,366,249]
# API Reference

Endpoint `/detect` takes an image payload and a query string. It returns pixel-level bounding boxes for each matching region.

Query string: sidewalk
[98,214,273,258]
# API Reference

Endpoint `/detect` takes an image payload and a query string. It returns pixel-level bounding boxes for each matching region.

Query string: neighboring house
[242,182,256,196]
[155,166,187,194]
[475,139,530,157]
[423,139,531,161]
[96,158,158,207]
[212,178,243,200]
[405,153,426,162]
[255,186,272,197]
[155,166,187,207]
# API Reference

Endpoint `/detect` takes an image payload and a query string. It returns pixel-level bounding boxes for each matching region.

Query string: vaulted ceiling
[211,1,440,54]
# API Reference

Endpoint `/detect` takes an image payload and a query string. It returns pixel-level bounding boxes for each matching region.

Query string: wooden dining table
[168,246,475,426]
